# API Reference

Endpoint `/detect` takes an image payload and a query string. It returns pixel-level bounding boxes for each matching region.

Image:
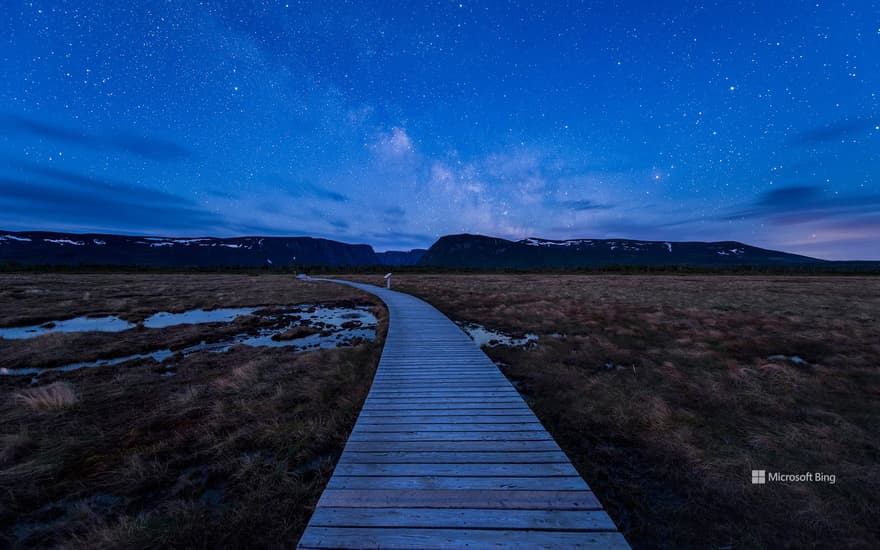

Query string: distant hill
[418,234,826,268]
[0,231,424,267]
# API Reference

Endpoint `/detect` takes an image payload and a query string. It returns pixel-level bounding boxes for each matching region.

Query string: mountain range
[0,231,425,267]
[419,234,823,268]
[0,229,865,269]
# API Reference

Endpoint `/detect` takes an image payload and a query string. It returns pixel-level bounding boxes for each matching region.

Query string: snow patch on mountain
[1,235,33,242]
[520,238,595,247]
[43,239,85,246]
[172,238,209,245]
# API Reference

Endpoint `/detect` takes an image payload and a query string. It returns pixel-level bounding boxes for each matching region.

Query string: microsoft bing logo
[751,470,766,484]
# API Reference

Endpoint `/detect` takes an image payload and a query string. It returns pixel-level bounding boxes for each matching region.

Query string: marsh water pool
[456,321,538,349]
[0,307,264,339]
[0,304,378,377]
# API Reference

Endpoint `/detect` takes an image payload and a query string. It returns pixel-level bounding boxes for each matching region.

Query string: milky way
[1,1,877,259]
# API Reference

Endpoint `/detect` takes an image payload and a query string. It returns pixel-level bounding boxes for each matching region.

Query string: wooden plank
[342,440,563,453]
[363,397,525,404]
[333,462,579,477]
[367,390,518,396]
[338,451,571,464]
[316,489,602,510]
[353,423,546,432]
[298,527,630,549]
[356,415,538,424]
[360,403,533,411]
[358,409,533,417]
[307,507,617,531]
[373,376,505,381]
[346,431,552,442]
[371,381,509,385]
[326,475,589,491]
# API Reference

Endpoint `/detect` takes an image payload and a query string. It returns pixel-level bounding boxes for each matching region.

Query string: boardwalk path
[298,279,629,549]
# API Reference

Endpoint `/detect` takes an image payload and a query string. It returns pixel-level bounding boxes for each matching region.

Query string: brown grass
[0,274,370,372]
[14,381,78,410]
[0,273,386,549]
[341,273,880,549]
[0,273,364,327]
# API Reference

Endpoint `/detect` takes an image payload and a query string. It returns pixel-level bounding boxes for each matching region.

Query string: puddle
[457,322,538,349]
[143,308,258,328]
[0,316,135,339]
[1,305,377,377]
[0,304,375,340]
[0,308,261,339]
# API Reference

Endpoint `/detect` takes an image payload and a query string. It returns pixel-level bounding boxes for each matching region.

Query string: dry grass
[0,274,370,372]
[342,273,880,549]
[14,381,78,410]
[0,273,386,549]
[0,273,365,327]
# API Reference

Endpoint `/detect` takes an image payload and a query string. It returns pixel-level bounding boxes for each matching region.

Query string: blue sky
[1,1,878,258]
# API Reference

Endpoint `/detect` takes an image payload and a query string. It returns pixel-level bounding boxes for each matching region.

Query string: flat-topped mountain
[0,231,423,267]
[417,234,824,268]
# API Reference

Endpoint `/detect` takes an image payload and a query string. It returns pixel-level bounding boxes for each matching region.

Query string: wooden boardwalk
[298,280,629,549]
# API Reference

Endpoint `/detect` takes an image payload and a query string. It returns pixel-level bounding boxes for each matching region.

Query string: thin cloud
[558,199,614,211]
[2,114,191,161]
[788,117,875,147]
[271,176,349,202]
[725,185,880,225]
[0,177,223,232]
[14,163,191,206]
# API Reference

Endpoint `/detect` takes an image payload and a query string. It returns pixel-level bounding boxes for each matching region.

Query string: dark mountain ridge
[0,231,423,267]
[3,230,870,270]
[417,234,826,268]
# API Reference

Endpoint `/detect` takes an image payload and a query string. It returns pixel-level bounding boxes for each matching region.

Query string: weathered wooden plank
[373,375,495,380]
[363,397,525,404]
[356,415,538,424]
[371,380,508,385]
[342,440,563,453]
[369,389,519,399]
[298,527,630,549]
[361,406,535,422]
[370,387,515,393]
[316,489,602,510]
[346,431,552,442]
[373,375,505,380]
[338,451,570,464]
[353,423,546,432]
[307,507,617,531]
[333,462,579,477]
[326,475,589,491]
[360,403,532,412]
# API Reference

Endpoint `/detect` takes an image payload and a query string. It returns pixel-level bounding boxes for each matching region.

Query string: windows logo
[751,469,766,484]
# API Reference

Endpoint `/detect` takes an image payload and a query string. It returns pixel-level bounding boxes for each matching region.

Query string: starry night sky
[1,1,878,259]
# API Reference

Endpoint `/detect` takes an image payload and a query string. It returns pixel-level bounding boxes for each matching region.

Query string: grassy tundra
[0,274,386,549]
[346,273,880,549]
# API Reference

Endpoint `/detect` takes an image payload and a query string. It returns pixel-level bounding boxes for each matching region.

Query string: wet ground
[456,321,538,349]
[1,304,377,377]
